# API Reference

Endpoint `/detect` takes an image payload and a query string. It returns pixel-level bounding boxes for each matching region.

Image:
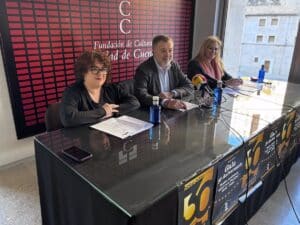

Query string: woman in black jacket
[187,36,242,89]
[60,50,140,127]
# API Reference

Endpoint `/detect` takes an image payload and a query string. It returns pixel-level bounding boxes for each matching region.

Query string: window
[271,18,278,25]
[223,0,298,81]
[256,35,263,43]
[264,60,271,72]
[268,36,275,43]
[259,18,266,26]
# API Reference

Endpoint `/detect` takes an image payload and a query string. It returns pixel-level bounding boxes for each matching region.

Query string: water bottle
[211,103,220,118]
[149,96,161,124]
[213,81,223,105]
[258,65,265,83]
[149,124,161,150]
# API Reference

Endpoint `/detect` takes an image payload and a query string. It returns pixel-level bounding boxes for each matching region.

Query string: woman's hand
[102,103,119,117]
[224,78,243,87]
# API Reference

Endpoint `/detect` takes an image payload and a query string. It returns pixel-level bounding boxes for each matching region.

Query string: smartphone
[62,146,93,162]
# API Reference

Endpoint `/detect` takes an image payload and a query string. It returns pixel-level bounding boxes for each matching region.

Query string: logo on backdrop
[119,0,131,34]
[93,39,152,61]
[1,0,193,138]
[93,0,153,61]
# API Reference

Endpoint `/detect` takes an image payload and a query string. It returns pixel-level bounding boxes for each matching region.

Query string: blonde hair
[195,36,225,73]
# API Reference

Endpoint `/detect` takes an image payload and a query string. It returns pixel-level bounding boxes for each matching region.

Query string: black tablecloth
[35,81,300,225]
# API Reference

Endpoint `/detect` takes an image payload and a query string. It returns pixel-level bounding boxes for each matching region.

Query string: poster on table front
[258,124,277,179]
[245,110,297,181]
[256,118,293,180]
[241,129,265,189]
[178,165,216,225]
[274,110,296,163]
[212,145,246,224]
[293,107,300,147]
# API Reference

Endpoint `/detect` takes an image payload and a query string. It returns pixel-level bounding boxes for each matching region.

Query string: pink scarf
[199,60,223,81]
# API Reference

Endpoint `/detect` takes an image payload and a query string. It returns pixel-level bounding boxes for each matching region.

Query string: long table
[35,80,300,225]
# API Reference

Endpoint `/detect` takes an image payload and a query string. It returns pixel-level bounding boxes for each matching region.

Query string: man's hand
[102,103,119,117]
[165,99,186,110]
[159,92,174,99]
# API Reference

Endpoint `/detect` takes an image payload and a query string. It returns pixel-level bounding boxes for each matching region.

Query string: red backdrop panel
[0,0,194,138]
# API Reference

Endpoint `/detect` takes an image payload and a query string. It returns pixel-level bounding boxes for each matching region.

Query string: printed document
[90,115,153,139]
[178,101,199,111]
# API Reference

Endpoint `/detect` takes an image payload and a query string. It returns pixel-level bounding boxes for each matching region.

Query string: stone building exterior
[223,0,300,80]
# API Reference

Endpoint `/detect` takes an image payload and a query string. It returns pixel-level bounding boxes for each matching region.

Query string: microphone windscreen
[192,74,207,87]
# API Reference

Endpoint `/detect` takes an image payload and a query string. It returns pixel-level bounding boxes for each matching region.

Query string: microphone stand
[195,83,214,108]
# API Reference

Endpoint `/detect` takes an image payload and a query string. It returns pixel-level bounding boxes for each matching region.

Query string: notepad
[90,115,153,139]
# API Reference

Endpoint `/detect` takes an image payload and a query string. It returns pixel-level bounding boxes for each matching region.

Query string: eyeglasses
[90,66,108,75]
[208,47,219,52]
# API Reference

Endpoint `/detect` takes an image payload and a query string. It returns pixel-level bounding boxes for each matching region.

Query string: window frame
[268,35,275,43]
[271,18,279,26]
[256,35,263,43]
[259,18,266,26]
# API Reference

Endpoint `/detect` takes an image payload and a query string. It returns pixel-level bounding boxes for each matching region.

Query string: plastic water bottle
[213,81,223,105]
[149,96,161,124]
[258,65,265,83]
[149,124,161,150]
[211,103,220,118]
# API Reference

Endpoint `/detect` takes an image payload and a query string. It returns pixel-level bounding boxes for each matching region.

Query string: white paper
[224,84,259,96]
[90,115,153,139]
[223,87,239,97]
[178,101,199,111]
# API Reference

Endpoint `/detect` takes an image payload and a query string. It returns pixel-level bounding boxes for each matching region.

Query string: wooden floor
[0,156,299,225]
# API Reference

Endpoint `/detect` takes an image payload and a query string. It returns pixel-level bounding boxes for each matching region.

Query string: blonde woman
[187,36,242,89]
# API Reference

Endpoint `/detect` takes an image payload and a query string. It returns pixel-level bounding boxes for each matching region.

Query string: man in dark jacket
[134,35,193,110]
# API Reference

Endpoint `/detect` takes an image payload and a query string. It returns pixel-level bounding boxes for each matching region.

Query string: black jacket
[187,59,232,89]
[60,81,140,127]
[134,57,193,107]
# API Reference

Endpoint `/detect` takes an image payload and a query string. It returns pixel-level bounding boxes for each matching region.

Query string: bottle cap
[152,96,159,101]
[217,80,223,88]
[152,96,159,105]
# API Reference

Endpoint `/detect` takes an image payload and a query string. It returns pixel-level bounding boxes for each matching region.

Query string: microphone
[192,74,213,96]
[192,74,215,108]
[192,74,206,90]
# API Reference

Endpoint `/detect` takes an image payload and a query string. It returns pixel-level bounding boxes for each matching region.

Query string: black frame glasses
[90,66,108,75]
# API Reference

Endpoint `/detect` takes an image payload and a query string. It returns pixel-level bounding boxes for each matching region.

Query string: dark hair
[75,50,111,82]
[152,35,173,49]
